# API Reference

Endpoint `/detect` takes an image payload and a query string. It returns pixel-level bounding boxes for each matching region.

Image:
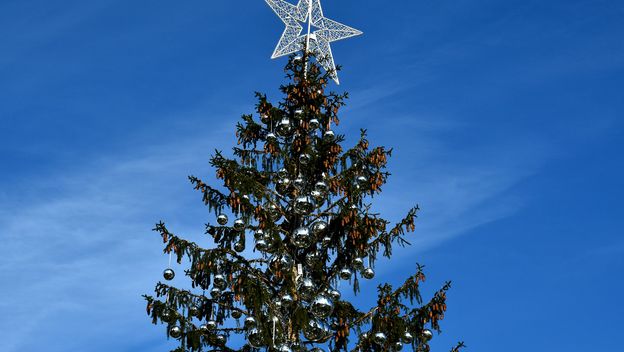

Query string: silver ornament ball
[422,329,433,342]
[373,332,387,345]
[339,268,352,280]
[233,218,245,231]
[169,325,182,339]
[311,220,328,235]
[361,267,375,280]
[213,274,227,290]
[292,226,313,248]
[217,214,229,226]
[311,295,334,318]
[163,268,175,281]
[234,241,245,253]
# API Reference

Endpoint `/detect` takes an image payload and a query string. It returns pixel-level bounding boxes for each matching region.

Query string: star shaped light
[266,0,362,84]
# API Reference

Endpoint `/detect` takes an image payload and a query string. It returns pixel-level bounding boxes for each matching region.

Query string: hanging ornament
[339,268,352,280]
[356,175,368,186]
[277,168,289,178]
[294,174,305,189]
[311,220,328,235]
[244,316,257,329]
[422,329,433,342]
[161,309,174,323]
[303,320,324,341]
[210,287,222,299]
[254,229,265,240]
[402,331,413,344]
[189,305,200,317]
[294,109,304,116]
[163,268,175,281]
[260,113,270,125]
[280,294,294,309]
[310,189,324,203]
[276,177,291,195]
[294,195,315,215]
[199,324,210,334]
[217,214,229,226]
[292,226,313,248]
[231,310,242,319]
[323,130,335,142]
[206,320,218,330]
[234,240,245,253]
[297,278,316,301]
[373,332,387,345]
[321,236,332,248]
[267,132,277,141]
[327,289,341,301]
[314,181,329,194]
[305,251,322,266]
[311,295,334,318]
[361,267,375,280]
[299,153,312,165]
[269,254,294,274]
[169,325,182,339]
[276,117,292,136]
[309,118,320,130]
[255,239,269,252]
[353,257,365,270]
[247,328,263,347]
[265,202,282,220]
[215,334,227,345]
[393,341,404,351]
[233,218,246,231]
[278,344,293,352]
[213,274,227,290]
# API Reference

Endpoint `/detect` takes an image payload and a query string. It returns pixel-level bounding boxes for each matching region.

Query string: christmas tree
[143,51,463,352]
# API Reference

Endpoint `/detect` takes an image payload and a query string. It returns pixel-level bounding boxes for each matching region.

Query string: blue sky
[1,0,623,351]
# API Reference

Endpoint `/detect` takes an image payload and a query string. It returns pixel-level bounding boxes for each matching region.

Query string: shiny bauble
[267,132,277,141]
[373,332,387,345]
[276,177,291,195]
[277,168,289,178]
[189,305,200,317]
[327,289,341,301]
[422,329,433,341]
[356,175,368,185]
[247,328,263,347]
[294,175,305,189]
[309,118,320,130]
[297,278,316,301]
[393,341,404,351]
[206,320,218,330]
[160,309,173,323]
[303,320,324,341]
[244,316,257,329]
[294,196,315,215]
[311,220,328,235]
[314,181,329,194]
[311,295,334,318]
[305,251,323,266]
[276,117,292,136]
[361,267,375,280]
[323,130,335,141]
[265,202,282,220]
[254,229,265,240]
[269,254,294,274]
[260,113,270,124]
[255,239,268,252]
[234,241,245,253]
[213,274,227,290]
[217,214,228,226]
[210,287,222,299]
[163,268,175,281]
[199,324,210,334]
[169,325,182,338]
[280,294,294,308]
[321,236,332,248]
[277,344,293,352]
[353,257,365,270]
[310,190,324,203]
[339,268,352,280]
[292,226,313,248]
[231,310,242,319]
[295,109,304,116]
[299,153,312,165]
[402,331,413,344]
[233,218,245,231]
[215,334,227,345]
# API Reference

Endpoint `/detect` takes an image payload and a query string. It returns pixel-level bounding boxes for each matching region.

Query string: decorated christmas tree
[144,1,463,351]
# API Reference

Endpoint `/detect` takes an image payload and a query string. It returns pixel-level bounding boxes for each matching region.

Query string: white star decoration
[266,0,362,84]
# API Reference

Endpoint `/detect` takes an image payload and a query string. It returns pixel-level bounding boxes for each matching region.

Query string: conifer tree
[144,53,463,352]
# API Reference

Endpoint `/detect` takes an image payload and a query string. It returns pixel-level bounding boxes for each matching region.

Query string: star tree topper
[266,0,362,84]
